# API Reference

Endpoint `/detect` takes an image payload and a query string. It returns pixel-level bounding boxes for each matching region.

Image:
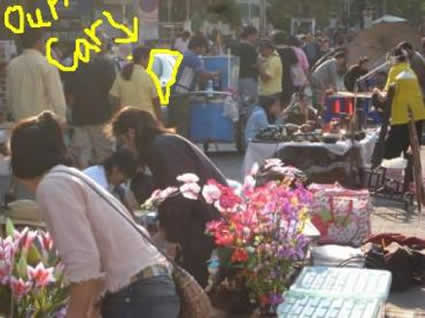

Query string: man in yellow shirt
[109,47,162,121]
[374,47,425,159]
[258,40,283,109]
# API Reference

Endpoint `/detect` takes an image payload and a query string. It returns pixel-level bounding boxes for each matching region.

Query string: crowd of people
[3,22,425,317]
[4,28,228,318]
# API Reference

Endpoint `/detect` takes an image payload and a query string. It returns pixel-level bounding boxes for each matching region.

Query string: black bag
[364,242,425,292]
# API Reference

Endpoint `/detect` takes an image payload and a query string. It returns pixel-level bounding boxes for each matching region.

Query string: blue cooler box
[190,95,234,143]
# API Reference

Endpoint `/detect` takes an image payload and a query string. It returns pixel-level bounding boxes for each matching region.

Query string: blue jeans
[101,275,180,318]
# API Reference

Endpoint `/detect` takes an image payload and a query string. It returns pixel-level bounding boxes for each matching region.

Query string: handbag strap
[54,169,180,270]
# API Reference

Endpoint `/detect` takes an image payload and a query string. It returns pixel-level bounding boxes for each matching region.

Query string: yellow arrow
[147,49,184,106]
[102,11,138,44]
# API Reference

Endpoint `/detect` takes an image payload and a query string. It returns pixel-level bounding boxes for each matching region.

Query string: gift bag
[309,183,372,246]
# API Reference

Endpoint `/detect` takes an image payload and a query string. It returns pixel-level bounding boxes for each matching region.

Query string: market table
[243,130,378,187]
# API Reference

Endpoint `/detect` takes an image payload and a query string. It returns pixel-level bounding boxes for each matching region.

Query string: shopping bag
[309,183,372,246]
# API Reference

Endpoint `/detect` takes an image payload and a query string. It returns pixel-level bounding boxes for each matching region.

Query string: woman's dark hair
[288,35,301,47]
[359,56,369,65]
[11,111,71,179]
[241,25,258,39]
[20,28,45,49]
[188,35,208,51]
[103,149,138,178]
[108,107,173,164]
[392,47,408,63]
[121,46,151,81]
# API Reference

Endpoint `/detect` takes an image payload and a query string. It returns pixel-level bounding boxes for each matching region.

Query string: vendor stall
[243,129,378,187]
[187,54,241,151]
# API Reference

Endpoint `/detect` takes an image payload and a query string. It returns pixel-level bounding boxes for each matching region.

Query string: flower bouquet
[141,159,313,315]
[0,220,69,317]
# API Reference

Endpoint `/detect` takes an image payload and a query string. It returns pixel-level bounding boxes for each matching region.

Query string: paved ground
[208,145,425,317]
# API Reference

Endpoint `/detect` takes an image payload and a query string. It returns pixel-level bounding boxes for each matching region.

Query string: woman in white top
[10,111,180,318]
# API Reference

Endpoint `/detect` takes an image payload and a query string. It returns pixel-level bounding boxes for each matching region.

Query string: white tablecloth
[243,131,379,176]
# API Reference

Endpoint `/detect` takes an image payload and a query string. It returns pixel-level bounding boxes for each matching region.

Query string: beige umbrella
[347,22,422,68]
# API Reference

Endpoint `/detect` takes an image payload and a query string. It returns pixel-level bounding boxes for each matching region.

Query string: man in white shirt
[6,29,66,122]
[84,149,138,213]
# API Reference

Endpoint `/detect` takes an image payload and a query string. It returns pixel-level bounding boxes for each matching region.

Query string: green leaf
[6,218,15,237]
[27,245,42,266]
[16,254,28,279]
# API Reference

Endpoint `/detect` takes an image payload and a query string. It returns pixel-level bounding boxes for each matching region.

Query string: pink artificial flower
[231,248,249,263]
[215,232,234,246]
[205,220,225,234]
[242,175,256,194]
[177,173,200,184]
[38,232,54,251]
[27,263,56,288]
[202,184,222,204]
[10,276,32,299]
[14,227,29,242]
[249,163,260,176]
[0,237,14,262]
[22,230,37,251]
[180,183,201,200]
[263,159,283,170]
[0,261,10,285]
[150,189,162,201]
[159,187,178,200]
[208,182,242,212]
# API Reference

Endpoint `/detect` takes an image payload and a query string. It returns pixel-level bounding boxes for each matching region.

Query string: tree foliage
[269,0,341,32]
[269,0,425,32]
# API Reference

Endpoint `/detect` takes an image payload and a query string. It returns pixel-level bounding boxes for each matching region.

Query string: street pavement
[208,145,425,317]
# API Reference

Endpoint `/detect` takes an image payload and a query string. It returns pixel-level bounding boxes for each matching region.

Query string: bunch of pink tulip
[0,220,68,317]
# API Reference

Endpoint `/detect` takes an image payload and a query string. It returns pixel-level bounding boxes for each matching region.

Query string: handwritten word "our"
[4,0,70,33]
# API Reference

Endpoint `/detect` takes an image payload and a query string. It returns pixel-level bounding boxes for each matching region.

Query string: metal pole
[383,0,387,15]
[168,0,172,23]
[186,0,190,22]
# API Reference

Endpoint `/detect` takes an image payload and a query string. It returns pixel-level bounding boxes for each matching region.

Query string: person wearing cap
[258,40,283,110]
[169,35,219,138]
[311,50,347,107]
[373,47,425,160]
[397,42,425,98]
[245,94,283,145]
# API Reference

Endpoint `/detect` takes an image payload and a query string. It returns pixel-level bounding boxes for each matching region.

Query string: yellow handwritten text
[102,12,139,44]
[4,5,25,34]
[26,9,52,28]
[47,0,69,21]
[46,10,137,72]
[147,49,184,105]
[84,20,104,47]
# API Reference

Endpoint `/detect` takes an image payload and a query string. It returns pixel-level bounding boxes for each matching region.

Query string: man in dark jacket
[65,38,116,169]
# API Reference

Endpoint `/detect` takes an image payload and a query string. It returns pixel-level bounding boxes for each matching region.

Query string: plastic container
[277,266,392,318]
[190,93,234,143]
